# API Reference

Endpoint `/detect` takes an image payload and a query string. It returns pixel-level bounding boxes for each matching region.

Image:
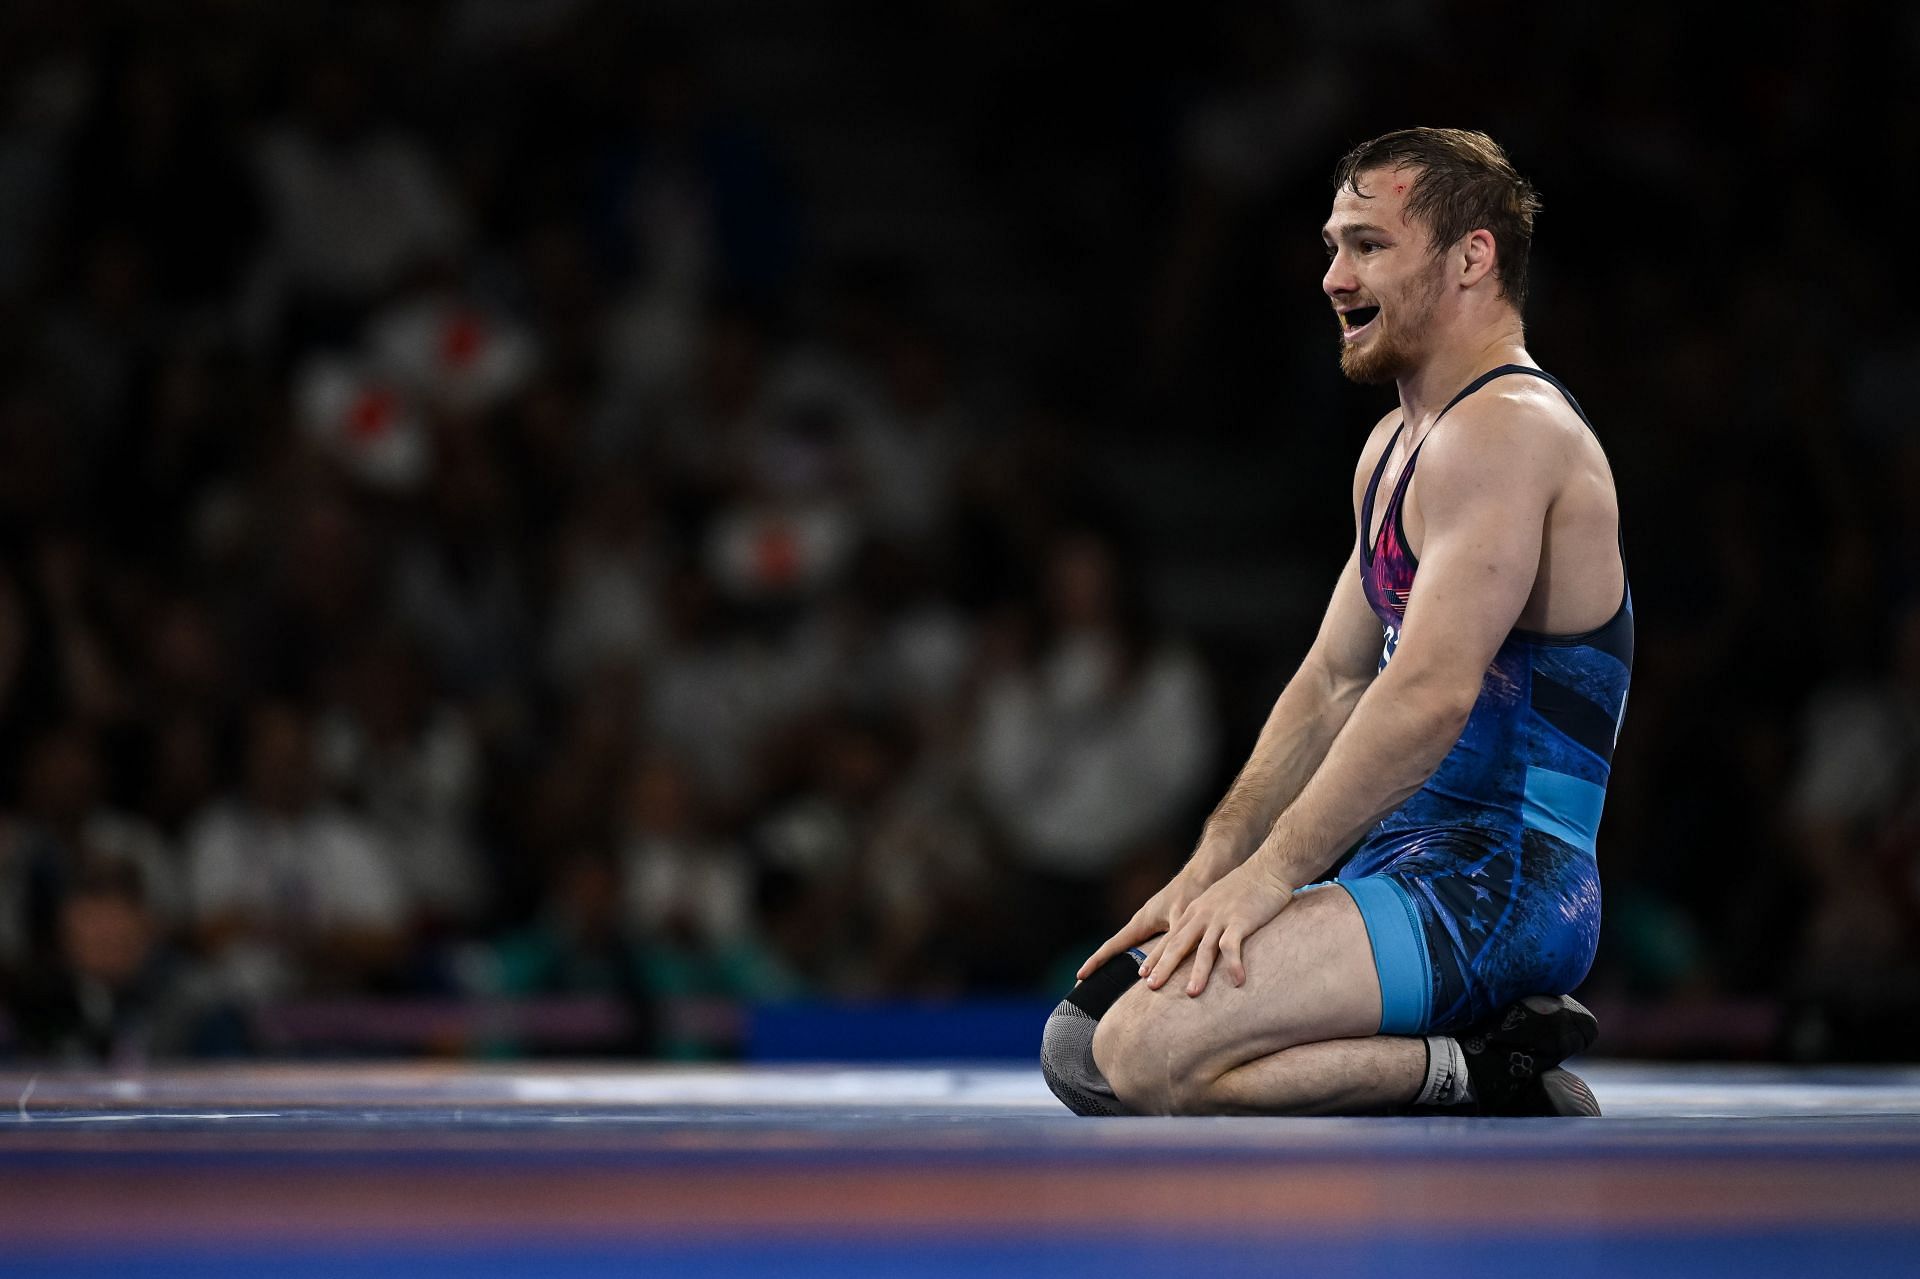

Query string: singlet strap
[1358,419,1406,560]
[1436,363,1539,419]
[1470,364,1598,434]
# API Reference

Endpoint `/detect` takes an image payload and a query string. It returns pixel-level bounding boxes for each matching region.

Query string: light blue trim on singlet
[1336,876,1433,1034]
[1521,767,1606,855]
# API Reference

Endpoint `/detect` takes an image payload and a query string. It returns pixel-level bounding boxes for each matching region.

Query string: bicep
[1391,440,1549,690]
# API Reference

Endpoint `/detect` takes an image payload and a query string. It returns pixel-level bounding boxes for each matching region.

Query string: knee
[1092,996,1200,1116]
[1091,1004,1158,1113]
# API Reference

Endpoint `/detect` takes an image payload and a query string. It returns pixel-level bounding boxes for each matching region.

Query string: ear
[1459,229,1497,288]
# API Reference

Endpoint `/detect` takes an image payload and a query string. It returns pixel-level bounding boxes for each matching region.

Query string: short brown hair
[1333,128,1542,311]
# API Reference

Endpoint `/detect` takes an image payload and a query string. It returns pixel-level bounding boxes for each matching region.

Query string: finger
[1145,921,1196,989]
[1221,926,1246,987]
[1187,925,1222,997]
[1144,894,1205,983]
[1137,935,1165,976]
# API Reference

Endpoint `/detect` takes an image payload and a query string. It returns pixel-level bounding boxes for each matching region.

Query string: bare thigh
[1091,885,1384,1112]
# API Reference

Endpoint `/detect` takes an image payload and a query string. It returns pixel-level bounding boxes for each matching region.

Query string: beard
[1336,257,1446,385]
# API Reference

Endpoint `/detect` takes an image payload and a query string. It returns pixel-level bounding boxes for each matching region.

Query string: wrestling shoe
[1460,994,1600,1116]
[1520,1067,1602,1116]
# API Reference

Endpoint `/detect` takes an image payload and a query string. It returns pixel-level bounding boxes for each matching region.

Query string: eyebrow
[1321,222,1389,242]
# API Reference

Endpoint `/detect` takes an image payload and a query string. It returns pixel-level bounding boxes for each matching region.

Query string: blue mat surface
[2,1061,1916,1276]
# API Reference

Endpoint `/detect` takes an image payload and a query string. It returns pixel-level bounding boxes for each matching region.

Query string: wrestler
[1043,128,1629,1117]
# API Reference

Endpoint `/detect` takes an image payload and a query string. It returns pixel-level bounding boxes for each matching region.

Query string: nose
[1323,249,1355,301]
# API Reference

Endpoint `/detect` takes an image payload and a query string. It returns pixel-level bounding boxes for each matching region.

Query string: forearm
[1189,656,1370,881]
[1247,670,1473,889]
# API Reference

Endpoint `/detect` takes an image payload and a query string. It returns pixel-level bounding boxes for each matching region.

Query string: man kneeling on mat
[1043,127,1625,1118]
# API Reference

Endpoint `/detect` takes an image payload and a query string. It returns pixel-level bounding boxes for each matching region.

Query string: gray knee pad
[1039,949,1142,1117]
[1041,1001,1127,1115]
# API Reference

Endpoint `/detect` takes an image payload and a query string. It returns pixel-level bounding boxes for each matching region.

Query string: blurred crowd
[0,0,1915,1062]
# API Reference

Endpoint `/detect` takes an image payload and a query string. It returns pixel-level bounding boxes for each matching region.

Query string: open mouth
[1341,305,1381,336]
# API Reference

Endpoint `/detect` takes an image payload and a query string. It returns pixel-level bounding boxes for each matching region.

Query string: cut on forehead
[1346,162,1421,196]
[1324,166,1424,239]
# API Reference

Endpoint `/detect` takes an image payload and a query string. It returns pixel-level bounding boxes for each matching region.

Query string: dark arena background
[1,2,1916,1275]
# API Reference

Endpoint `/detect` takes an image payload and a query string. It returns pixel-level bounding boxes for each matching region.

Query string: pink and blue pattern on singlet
[1337,365,1632,1033]
[1360,423,1420,669]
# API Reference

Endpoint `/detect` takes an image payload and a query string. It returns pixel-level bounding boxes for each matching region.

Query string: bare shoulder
[1415,376,1595,502]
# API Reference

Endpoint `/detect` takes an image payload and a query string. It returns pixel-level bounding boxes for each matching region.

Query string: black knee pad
[1040,950,1143,1117]
[1066,948,1146,1019]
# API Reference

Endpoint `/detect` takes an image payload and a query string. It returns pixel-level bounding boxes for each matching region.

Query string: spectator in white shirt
[186,702,408,1004]
[971,525,1216,977]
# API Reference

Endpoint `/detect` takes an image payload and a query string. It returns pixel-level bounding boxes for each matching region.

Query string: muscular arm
[1246,401,1558,890]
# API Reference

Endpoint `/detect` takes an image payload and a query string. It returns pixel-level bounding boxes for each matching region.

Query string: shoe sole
[1537,1068,1602,1117]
